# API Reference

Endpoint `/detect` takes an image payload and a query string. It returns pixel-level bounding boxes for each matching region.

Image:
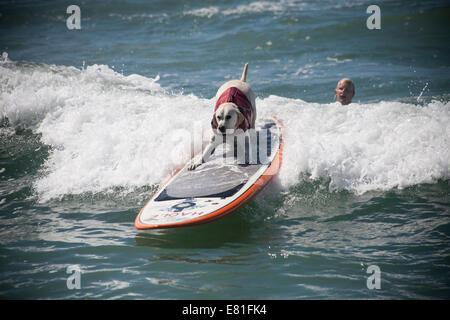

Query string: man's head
[335,78,355,105]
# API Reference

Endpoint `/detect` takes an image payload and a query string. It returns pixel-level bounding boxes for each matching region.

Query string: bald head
[335,78,355,105]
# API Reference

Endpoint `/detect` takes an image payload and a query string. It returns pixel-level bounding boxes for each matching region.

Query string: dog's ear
[211,112,218,129]
[236,111,245,128]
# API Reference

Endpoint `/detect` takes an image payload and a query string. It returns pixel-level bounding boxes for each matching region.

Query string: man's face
[335,81,354,105]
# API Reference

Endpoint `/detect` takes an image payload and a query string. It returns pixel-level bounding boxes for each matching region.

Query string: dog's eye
[217,116,223,120]
[225,115,231,120]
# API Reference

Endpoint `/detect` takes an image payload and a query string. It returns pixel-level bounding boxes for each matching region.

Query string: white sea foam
[222,1,288,16]
[294,57,352,78]
[183,0,365,18]
[184,6,220,18]
[1,62,449,201]
[184,1,298,18]
[0,63,161,129]
[265,96,450,194]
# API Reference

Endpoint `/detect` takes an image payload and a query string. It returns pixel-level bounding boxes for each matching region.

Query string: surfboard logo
[169,199,197,212]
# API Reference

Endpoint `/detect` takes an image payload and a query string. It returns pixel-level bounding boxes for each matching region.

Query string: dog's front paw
[188,162,201,171]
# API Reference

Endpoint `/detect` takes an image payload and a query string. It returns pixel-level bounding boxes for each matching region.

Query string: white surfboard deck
[135,117,283,229]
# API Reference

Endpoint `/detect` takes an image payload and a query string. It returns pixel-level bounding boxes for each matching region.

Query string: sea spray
[1,62,449,201]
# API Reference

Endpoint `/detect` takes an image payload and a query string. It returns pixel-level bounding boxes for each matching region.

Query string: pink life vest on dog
[211,87,252,132]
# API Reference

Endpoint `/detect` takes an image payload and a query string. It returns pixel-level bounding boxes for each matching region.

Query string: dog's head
[212,103,245,135]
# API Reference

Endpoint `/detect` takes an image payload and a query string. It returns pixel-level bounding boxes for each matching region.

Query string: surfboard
[135,117,283,229]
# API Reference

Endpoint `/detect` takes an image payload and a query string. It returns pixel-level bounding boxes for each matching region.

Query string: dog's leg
[188,136,219,170]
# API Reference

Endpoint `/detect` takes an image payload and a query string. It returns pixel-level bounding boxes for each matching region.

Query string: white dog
[189,63,256,170]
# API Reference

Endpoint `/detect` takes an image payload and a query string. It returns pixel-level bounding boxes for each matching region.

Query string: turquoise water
[1,0,449,299]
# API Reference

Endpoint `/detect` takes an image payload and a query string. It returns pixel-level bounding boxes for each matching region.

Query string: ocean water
[0,0,449,300]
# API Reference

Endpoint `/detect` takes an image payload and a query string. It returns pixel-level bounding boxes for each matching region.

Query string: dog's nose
[218,126,226,133]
